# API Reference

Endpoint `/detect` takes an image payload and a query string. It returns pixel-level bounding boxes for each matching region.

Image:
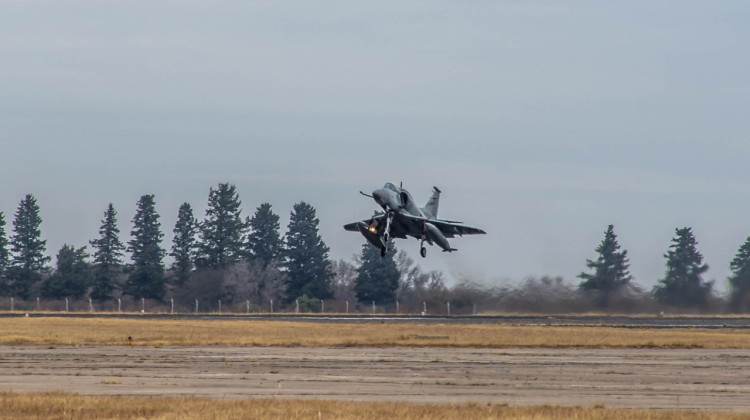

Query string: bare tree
[222,263,257,303]
[426,271,448,301]
[395,251,420,302]
[252,262,287,304]
[222,262,286,305]
[494,276,592,313]
[330,259,357,303]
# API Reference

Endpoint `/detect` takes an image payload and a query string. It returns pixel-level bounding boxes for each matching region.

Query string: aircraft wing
[390,212,486,239]
[343,221,364,232]
[429,219,486,238]
[343,213,410,239]
[345,212,485,240]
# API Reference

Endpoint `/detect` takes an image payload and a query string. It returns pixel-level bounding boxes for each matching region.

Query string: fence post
[396,300,399,315]
[89,298,93,312]
[195,299,199,313]
[218,299,221,314]
[36,297,40,312]
[10,297,14,311]
[295,299,299,313]
[170,298,174,315]
[118,298,121,313]
[345,300,349,314]
[65,297,69,312]
[446,301,450,316]
[321,300,324,313]
[246,300,250,314]
[372,300,375,314]
[270,299,273,313]
[141,297,145,313]
[423,301,427,316]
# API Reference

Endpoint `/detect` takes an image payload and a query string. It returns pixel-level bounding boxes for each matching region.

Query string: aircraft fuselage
[345,182,486,258]
[371,183,425,218]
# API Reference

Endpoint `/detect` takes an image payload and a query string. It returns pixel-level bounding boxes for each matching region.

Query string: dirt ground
[1,346,750,411]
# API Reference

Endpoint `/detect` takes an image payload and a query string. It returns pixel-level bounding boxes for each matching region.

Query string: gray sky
[2,1,749,292]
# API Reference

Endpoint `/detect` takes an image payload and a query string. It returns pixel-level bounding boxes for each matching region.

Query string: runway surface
[2,312,750,328]
[2,345,750,411]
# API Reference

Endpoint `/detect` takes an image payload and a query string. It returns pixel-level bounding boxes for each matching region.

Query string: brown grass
[1,317,750,348]
[0,392,746,420]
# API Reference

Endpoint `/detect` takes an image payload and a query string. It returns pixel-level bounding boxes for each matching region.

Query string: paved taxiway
[3,313,750,328]
[2,345,750,411]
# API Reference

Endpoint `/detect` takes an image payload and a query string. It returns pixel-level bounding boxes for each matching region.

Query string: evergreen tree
[89,204,125,302]
[578,225,632,308]
[170,202,198,285]
[0,212,9,279]
[284,202,332,301]
[6,194,50,299]
[354,243,400,306]
[42,245,90,299]
[196,183,247,269]
[653,227,712,307]
[124,195,166,301]
[246,203,283,268]
[728,236,750,312]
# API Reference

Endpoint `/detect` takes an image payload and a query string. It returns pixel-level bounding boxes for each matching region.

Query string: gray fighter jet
[344,182,486,258]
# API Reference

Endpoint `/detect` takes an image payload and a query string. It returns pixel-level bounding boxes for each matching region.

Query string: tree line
[0,184,333,311]
[342,224,750,314]
[575,224,750,312]
[2,186,750,313]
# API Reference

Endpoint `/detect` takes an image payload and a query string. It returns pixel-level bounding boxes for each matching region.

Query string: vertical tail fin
[421,186,441,218]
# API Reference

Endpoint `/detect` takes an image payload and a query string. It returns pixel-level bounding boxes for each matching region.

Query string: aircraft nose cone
[372,189,385,206]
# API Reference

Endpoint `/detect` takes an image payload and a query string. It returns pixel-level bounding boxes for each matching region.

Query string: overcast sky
[1,1,749,292]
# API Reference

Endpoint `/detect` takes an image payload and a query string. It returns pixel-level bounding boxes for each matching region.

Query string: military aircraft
[344,182,486,258]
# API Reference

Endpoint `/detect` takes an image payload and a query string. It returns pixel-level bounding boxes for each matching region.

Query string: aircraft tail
[421,186,441,218]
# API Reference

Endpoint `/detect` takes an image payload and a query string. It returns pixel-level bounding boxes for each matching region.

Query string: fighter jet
[344,182,486,258]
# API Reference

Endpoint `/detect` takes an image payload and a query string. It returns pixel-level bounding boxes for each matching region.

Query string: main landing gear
[420,246,427,258]
[380,211,394,258]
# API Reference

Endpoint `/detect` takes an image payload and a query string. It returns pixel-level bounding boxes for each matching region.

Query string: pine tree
[196,183,247,269]
[6,194,50,299]
[89,204,125,302]
[728,236,750,312]
[284,202,332,301]
[42,245,90,299]
[354,243,400,306]
[578,225,632,307]
[124,195,166,301]
[0,212,9,279]
[170,202,198,285]
[653,227,712,307]
[246,203,283,268]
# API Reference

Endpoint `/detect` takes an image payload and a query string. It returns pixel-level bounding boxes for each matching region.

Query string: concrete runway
[3,312,750,328]
[2,345,750,411]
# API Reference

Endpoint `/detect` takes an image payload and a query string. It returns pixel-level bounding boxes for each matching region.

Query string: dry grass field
[1,392,747,420]
[1,316,750,348]
[3,317,750,419]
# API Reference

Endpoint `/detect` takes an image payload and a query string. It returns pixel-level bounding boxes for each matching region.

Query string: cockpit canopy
[383,182,399,192]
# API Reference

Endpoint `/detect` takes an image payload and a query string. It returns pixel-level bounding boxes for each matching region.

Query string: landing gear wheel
[420,247,427,258]
[384,232,390,243]
[380,247,387,258]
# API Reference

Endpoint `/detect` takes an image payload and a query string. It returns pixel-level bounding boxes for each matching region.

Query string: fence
[0,297,478,315]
